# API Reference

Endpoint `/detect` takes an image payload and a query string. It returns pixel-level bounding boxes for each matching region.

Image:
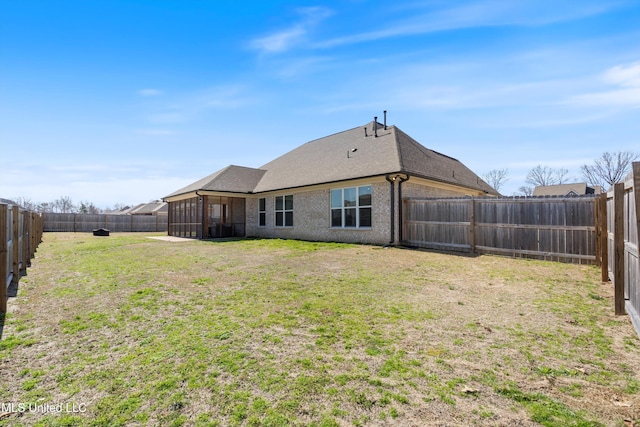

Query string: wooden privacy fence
[43,213,168,232]
[606,162,640,336]
[0,203,44,314]
[403,196,597,264]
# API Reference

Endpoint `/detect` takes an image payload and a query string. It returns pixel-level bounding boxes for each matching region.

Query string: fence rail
[606,162,640,336]
[43,213,168,232]
[403,196,597,264]
[1,203,44,313]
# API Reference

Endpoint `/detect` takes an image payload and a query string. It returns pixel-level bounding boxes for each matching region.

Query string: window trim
[275,194,293,227]
[258,198,266,227]
[330,185,372,229]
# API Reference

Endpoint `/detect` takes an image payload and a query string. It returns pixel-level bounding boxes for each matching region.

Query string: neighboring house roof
[129,201,168,215]
[532,183,602,197]
[166,121,499,198]
[110,201,168,215]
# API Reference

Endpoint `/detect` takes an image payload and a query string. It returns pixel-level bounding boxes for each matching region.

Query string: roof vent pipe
[364,127,368,137]
[384,110,387,130]
[374,116,378,137]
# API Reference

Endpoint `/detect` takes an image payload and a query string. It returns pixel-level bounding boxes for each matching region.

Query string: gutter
[385,175,395,245]
[385,173,411,246]
[396,174,410,243]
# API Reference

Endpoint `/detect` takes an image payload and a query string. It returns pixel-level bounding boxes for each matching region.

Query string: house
[106,201,168,216]
[532,183,602,197]
[163,118,499,245]
[125,201,168,216]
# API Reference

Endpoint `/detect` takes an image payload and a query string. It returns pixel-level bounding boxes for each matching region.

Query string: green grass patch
[0,233,637,426]
[497,386,603,427]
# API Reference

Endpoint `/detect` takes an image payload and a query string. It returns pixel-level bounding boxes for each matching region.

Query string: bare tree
[526,165,569,187]
[36,202,53,213]
[516,186,533,197]
[78,201,101,214]
[111,203,129,212]
[580,151,639,190]
[11,197,37,210]
[483,168,509,193]
[554,167,570,185]
[53,196,75,213]
[526,165,554,186]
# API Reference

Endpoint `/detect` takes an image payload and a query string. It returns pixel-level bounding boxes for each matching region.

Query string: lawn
[0,233,639,427]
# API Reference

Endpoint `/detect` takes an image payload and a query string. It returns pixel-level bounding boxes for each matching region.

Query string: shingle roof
[129,201,168,215]
[253,122,400,192]
[393,126,497,194]
[165,165,267,198]
[165,121,499,198]
[532,183,601,196]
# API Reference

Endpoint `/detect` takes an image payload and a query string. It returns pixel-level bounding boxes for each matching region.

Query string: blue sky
[1,0,639,208]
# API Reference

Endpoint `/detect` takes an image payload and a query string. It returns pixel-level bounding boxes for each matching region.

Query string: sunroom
[166,194,246,239]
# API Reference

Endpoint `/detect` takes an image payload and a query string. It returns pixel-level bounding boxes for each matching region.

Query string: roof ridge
[391,126,404,171]
[301,121,387,146]
[394,126,436,170]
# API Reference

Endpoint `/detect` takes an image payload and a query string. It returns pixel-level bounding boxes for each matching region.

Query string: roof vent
[384,110,387,130]
[364,127,368,137]
[374,116,378,137]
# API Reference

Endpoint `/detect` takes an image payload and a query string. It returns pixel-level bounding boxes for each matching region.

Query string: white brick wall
[246,181,392,245]
[245,178,483,245]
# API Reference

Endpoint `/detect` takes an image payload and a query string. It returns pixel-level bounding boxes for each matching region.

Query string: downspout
[397,175,410,243]
[165,198,172,236]
[196,191,206,239]
[385,175,395,245]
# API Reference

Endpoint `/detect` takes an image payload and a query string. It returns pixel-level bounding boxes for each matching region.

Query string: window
[258,198,266,226]
[275,195,293,227]
[331,185,372,228]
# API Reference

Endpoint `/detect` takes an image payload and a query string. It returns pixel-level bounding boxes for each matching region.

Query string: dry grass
[0,232,639,427]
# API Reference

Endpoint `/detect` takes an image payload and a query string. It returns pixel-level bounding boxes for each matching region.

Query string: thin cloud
[138,88,163,97]
[272,55,334,78]
[603,61,640,87]
[249,7,333,54]
[147,84,256,124]
[251,26,306,54]
[315,0,624,48]
[570,88,640,107]
[567,61,640,107]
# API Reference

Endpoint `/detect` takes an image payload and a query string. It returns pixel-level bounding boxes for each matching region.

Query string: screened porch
[167,195,246,239]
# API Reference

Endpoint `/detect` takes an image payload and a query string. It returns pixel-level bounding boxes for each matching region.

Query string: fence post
[613,182,625,315]
[594,196,600,266]
[0,204,8,313]
[634,162,640,262]
[31,213,37,259]
[23,212,30,267]
[598,193,608,282]
[469,198,476,254]
[22,212,29,272]
[11,206,19,285]
[30,213,35,261]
